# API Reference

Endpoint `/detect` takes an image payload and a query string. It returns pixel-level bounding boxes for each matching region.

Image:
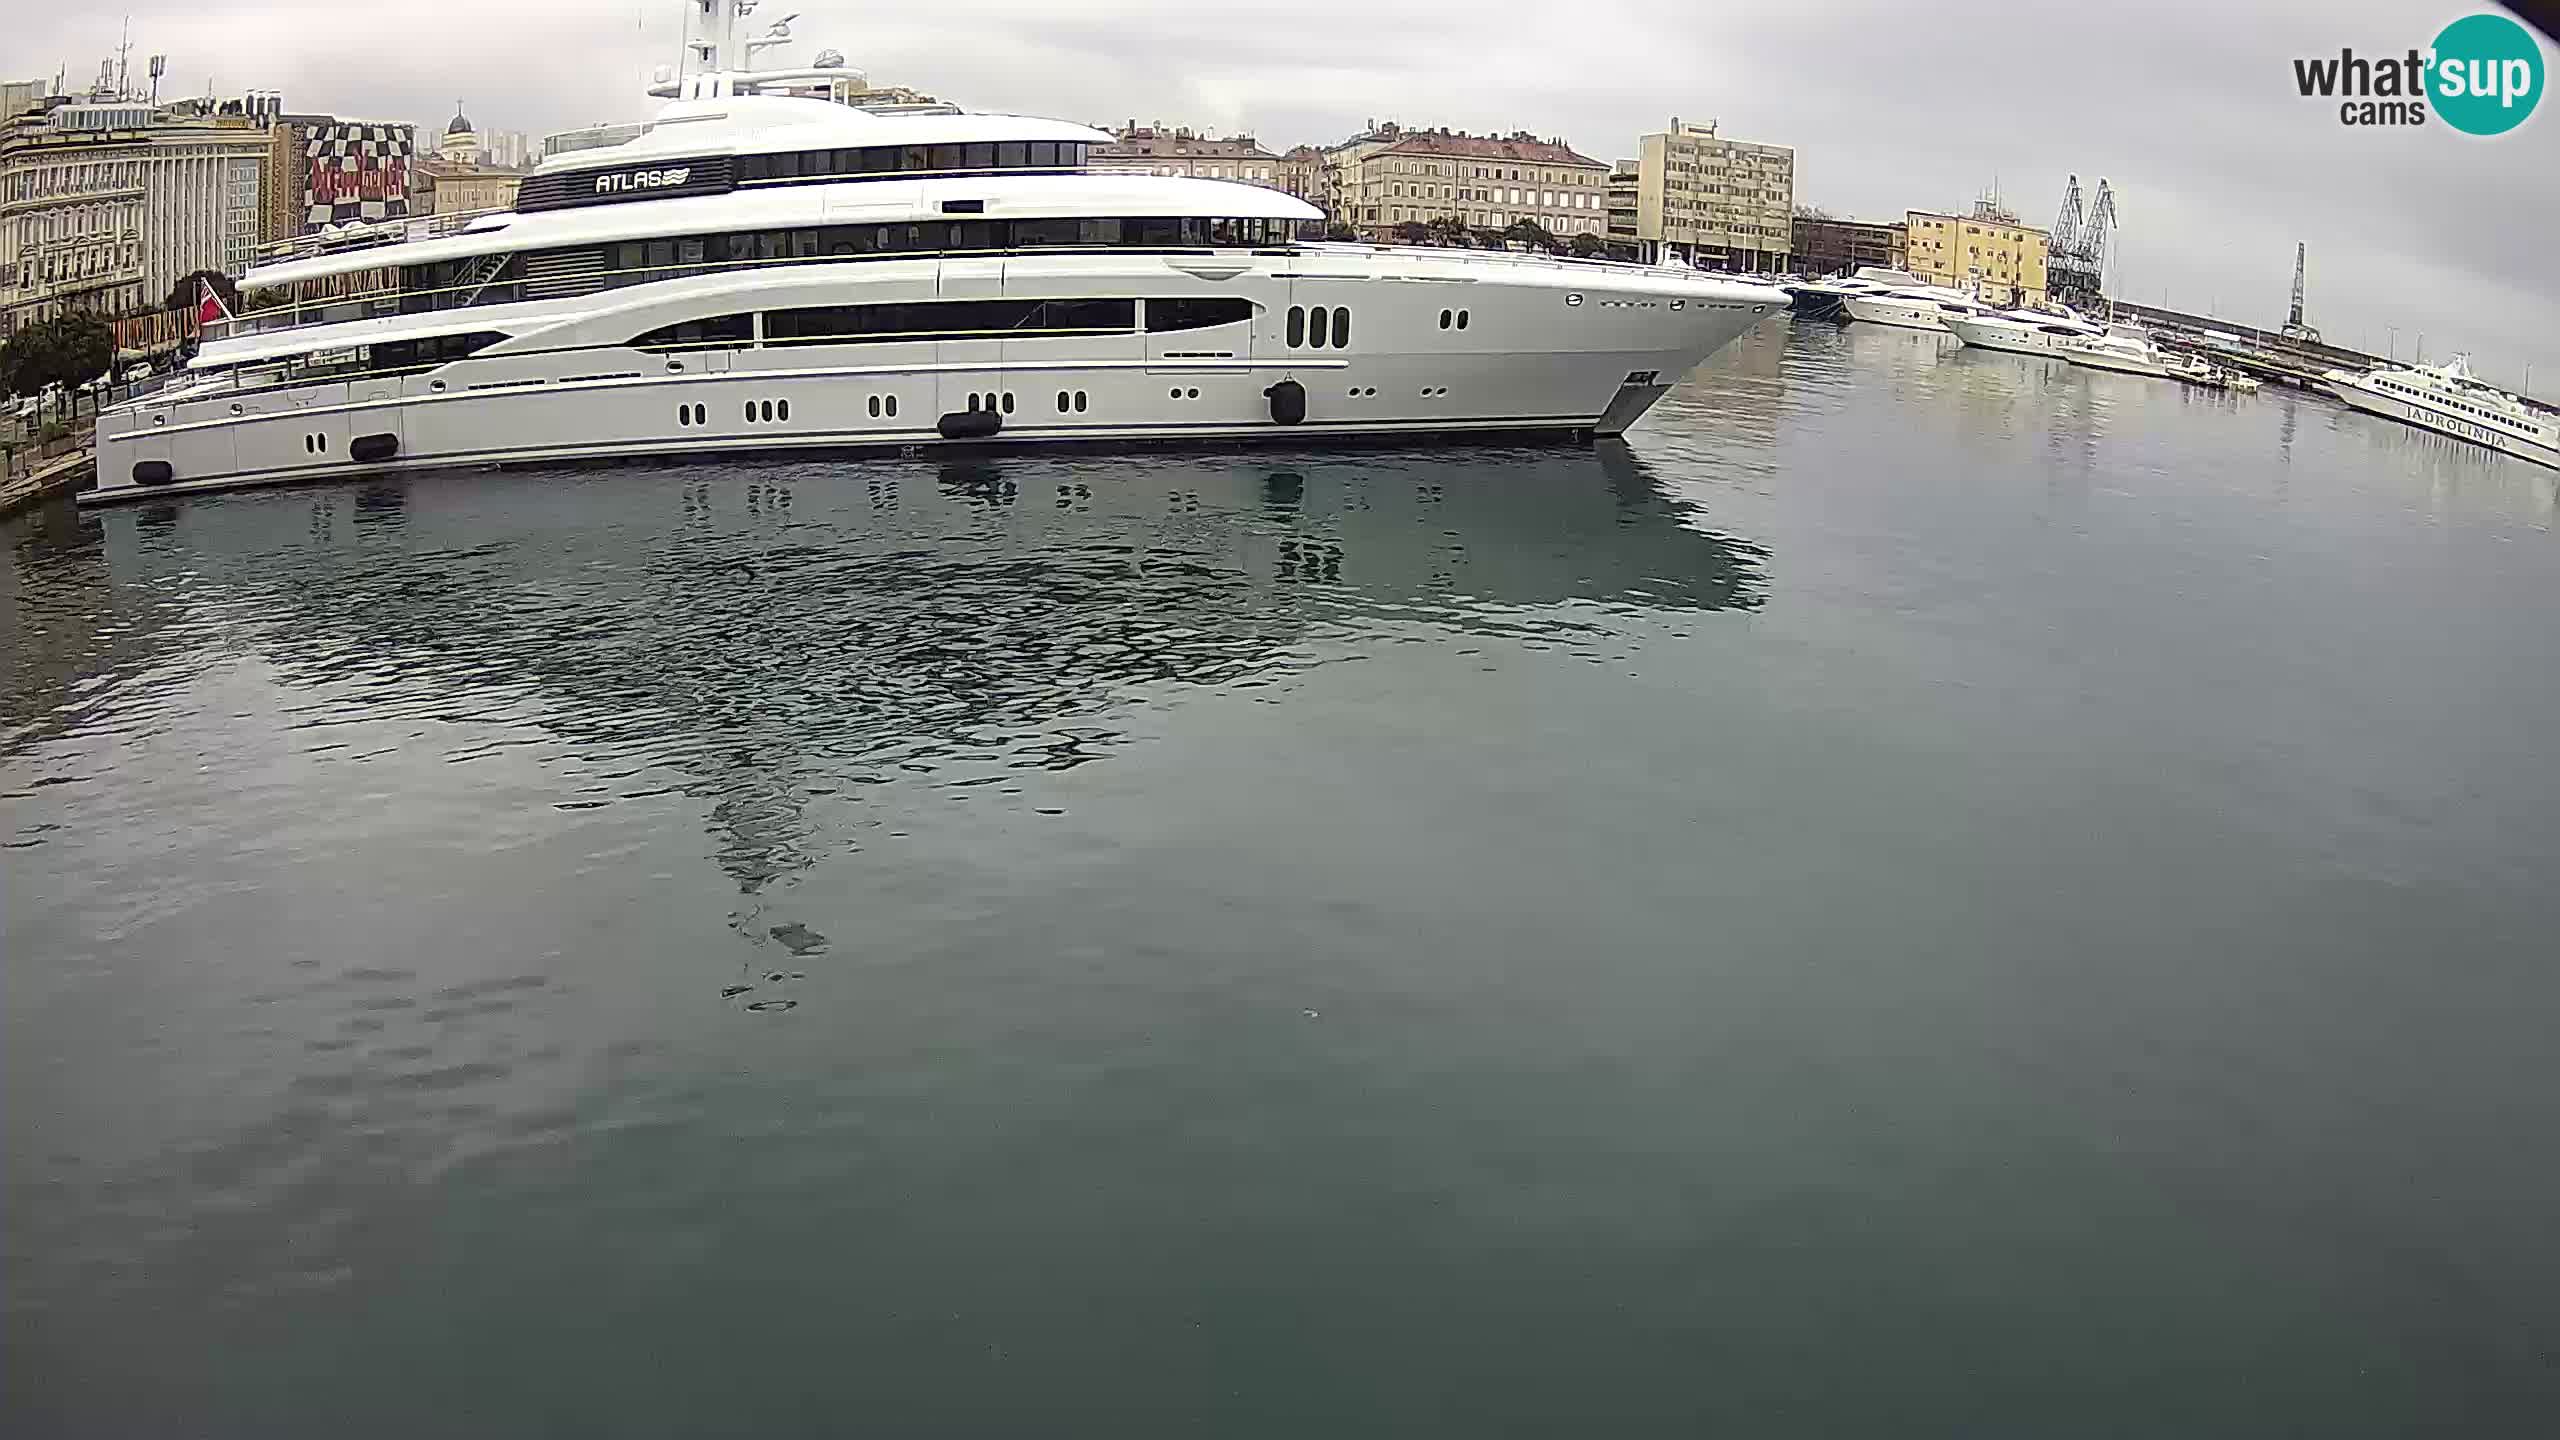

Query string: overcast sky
[9,1,2556,390]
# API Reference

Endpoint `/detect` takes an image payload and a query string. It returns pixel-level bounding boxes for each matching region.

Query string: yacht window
[1335,307,1352,346]
[762,298,1136,345]
[629,314,753,351]
[901,145,930,171]
[372,330,508,370]
[998,142,1028,168]
[1310,306,1331,348]
[964,143,997,169]
[1146,298,1254,332]
[929,143,965,171]
[1028,141,1059,167]
[1287,305,1305,346]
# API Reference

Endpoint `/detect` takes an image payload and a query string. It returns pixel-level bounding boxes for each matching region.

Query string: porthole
[886,395,898,417]
[1169,388,1181,399]
[777,399,790,422]
[869,395,881,417]
[744,400,756,421]
[1186,388,1199,399]
[1456,310,1469,330]
[1310,306,1330,348]
[678,406,691,427]
[1439,309,1452,330]
[1287,305,1305,346]
[1073,391,1087,412]
[694,404,706,425]
[1056,390,1070,413]
[1336,309,1352,346]
[967,393,981,412]
[1001,392,1014,414]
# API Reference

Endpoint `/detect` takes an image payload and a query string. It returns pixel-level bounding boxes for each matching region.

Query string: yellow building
[1906,201,2049,306]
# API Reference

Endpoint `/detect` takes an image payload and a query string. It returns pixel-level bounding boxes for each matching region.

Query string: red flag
[196,279,230,328]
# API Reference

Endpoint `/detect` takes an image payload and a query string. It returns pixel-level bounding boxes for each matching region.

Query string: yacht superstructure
[89,3,1783,506]
[2324,355,2560,469]
[1785,266,1925,321]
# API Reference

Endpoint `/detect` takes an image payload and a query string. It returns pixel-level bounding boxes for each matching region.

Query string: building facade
[3,98,267,339]
[1605,160,1640,256]
[1790,214,1907,277]
[1092,123,1280,186]
[1330,126,1608,240]
[264,115,415,243]
[1631,117,1794,271]
[1906,201,2048,306]
[0,103,148,335]
[412,156,522,214]
[1274,145,1324,209]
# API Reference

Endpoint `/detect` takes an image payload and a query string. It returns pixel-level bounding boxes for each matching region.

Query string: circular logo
[2428,12,2545,135]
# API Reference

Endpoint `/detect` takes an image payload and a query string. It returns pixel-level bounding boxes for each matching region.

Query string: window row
[735,140,1090,184]
[393,219,1303,312]
[1284,305,1352,349]
[631,298,1250,351]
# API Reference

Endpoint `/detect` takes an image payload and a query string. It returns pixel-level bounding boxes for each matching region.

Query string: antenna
[147,53,164,106]
[115,16,132,102]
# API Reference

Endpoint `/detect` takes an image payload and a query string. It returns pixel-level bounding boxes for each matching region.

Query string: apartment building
[1906,200,2048,305]
[1331,126,1609,239]
[1632,116,1794,271]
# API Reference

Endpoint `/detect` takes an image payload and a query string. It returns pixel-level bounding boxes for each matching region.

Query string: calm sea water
[7,322,2558,1436]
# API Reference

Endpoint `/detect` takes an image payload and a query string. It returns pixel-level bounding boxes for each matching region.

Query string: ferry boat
[2322,355,2559,470]
[87,3,1784,507]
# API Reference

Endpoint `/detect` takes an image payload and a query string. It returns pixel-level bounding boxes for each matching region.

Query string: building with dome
[437,103,478,165]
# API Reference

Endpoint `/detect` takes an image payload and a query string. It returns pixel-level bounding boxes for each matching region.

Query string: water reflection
[7,444,1767,913]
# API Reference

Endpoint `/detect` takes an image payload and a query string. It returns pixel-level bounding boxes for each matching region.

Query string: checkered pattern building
[303,123,413,227]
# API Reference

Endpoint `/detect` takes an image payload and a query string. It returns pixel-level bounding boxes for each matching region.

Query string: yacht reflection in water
[58,443,1767,960]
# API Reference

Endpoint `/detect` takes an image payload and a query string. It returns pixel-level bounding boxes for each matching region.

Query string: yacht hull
[1839,294,1951,332]
[1945,316,2071,356]
[2065,350,2176,380]
[90,255,1783,506]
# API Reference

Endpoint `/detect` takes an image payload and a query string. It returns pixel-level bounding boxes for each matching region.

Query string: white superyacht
[89,3,1784,506]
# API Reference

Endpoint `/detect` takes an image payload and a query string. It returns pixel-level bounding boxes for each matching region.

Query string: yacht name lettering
[595,167,695,194]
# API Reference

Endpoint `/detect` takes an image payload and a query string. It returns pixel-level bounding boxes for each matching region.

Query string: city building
[1629,117,1794,271]
[1906,199,2048,306]
[1791,213,1907,277]
[2,95,266,343]
[1329,124,1609,240]
[481,128,532,170]
[1092,123,1280,187]
[1,101,148,336]
[1274,145,1324,208]
[437,103,480,166]
[1606,159,1640,256]
[411,155,522,214]
[264,114,415,242]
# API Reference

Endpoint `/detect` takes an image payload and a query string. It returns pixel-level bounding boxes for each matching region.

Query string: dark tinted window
[1147,298,1254,332]
[373,330,507,370]
[629,314,754,351]
[763,298,1135,345]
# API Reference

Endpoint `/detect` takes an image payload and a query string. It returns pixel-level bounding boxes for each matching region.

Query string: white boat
[88,3,1784,508]
[1786,266,1926,320]
[1838,284,1985,333]
[2324,355,2560,469]
[1944,307,2107,356]
[2060,324,2181,379]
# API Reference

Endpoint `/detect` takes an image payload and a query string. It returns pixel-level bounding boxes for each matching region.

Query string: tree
[0,311,115,419]
[1504,218,1560,254]
[164,268,242,321]
[1426,214,1472,247]
[1569,231,1607,259]
[1394,219,1428,245]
